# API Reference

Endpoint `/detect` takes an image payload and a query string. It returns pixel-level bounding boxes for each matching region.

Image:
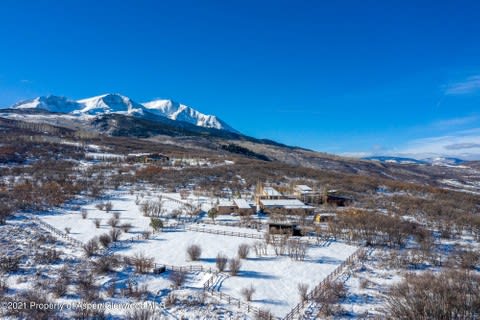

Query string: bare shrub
[81,209,88,219]
[126,308,156,320]
[359,278,370,289]
[94,255,120,274]
[0,203,13,225]
[238,243,250,259]
[253,241,268,256]
[241,284,256,301]
[105,201,113,212]
[76,271,99,302]
[385,270,480,320]
[83,238,99,257]
[34,248,61,264]
[164,292,177,306]
[109,228,122,242]
[123,278,149,300]
[120,223,133,233]
[169,270,187,288]
[74,303,105,319]
[64,227,71,234]
[298,282,309,302]
[99,233,112,248]
[287,238,307,261]
[131,252,154,274]
[107,278,116,297]
[107,217,119,228]
[0,255,22,273]
[458,248,480,270]
[0,275,8,294]
[256,309,274,320]
[229,257,242,276]
[6,290,56,319]
[142,230,151,239]
[314,279,347,315]
[95,203,105,211]
[186,244,202,261]
[113,211,120,219]
[216,253,228,272]
[53,268,70,298]
[93,218,101,228]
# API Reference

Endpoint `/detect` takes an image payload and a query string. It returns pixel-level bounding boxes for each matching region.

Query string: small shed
[268,222,302,236]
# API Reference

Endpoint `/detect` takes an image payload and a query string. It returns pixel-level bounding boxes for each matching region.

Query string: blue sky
[1,0,480,159]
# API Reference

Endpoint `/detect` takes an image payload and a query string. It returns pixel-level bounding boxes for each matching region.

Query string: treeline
[326,209,428,248]
[221,144,270,161]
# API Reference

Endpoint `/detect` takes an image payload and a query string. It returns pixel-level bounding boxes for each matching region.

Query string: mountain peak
[76,93,145,116]
[8,93,237,132]
[11,95,82,113]
[144,98,237,132]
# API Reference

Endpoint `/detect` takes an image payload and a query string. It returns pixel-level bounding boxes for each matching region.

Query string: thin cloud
[445,142,480,150]
[445,75,480,95]
[392,128,480,160]
[430,115,479,130]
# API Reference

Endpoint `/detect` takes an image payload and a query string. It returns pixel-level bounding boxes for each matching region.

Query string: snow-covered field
[36,187,358,317]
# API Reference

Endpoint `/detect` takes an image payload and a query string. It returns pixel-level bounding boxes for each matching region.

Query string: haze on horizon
[1,0,480,160]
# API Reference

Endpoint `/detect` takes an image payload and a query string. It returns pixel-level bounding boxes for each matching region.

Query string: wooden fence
[281,247,365,320]
[30,216,84,247]
[186,225,264,239]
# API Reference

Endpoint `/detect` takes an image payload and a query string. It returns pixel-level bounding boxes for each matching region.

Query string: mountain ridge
[7,93,236,132]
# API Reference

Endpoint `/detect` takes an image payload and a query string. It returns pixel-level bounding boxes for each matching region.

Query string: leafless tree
[229,257,242,276]
[131,252,154,274]
[109,228,122,242]
[298,283,309,302]
[105,201,113,212]
[83,238,99,257]
[99,233,112,248]
[238,243,251,259]
[241,284,256,301]
[120,223,133,233]
[169,270,187,288]
[186,244,202,261]
[216,253,228,272]
[107,217,119,228]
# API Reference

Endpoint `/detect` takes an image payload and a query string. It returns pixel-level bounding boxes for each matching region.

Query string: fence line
[186,225,264,239]
[281,247,365,320]
[30,216,84,247]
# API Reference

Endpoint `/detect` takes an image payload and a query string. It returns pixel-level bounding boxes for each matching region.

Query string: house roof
[260,199,314,209]
[295,185,313,192]
[218,200,235,207]
[233,199,252,209]
[263,187,282,197]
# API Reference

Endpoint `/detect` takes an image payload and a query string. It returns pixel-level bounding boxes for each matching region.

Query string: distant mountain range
[9,93,237,132]
[363,156,465,166]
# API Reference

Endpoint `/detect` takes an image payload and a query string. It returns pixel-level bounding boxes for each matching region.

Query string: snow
[76,93,145,116]
[8,93,237,132]
[262,187,282,197]
[34,187,358,317]
[222,242,357,316]
[143,99,237,132]
[260,199,313,209]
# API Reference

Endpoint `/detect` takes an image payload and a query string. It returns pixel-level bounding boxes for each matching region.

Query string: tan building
[216,199,255,215]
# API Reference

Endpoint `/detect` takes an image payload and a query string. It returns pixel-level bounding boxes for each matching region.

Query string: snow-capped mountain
[8,94,236,132]
[424,157,464,166]
[11,95,82,114]
[363,156,426,165]
[76,94,145,116]
[143,99,237,132]
[364,156,465,166]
